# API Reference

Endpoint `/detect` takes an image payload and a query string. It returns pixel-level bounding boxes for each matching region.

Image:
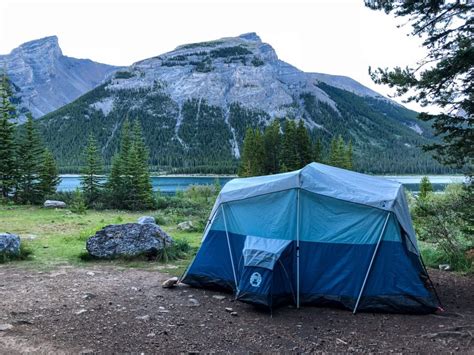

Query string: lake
[57,175,465,194]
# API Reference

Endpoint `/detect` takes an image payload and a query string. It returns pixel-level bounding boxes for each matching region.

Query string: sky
[0,0,428,111]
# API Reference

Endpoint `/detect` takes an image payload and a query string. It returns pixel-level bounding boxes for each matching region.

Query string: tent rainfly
[181,163,441,313]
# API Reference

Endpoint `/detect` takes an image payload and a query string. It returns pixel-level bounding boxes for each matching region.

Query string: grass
[0,204,202,275]
[420,241,472,274]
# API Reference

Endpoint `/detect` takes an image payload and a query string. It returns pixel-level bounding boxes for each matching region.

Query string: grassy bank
[0,204,201,275]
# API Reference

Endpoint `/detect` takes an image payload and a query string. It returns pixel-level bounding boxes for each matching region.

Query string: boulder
[137,216,156,224]
[86,223,173,259]
[44,200,67,208]
[0,233,20,256]
[177,221,195,232]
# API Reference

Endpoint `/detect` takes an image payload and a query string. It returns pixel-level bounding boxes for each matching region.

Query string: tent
[181,163,440,313]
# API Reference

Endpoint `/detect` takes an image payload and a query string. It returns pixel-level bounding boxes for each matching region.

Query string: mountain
[37,33,447,174]
[0,36,120,121]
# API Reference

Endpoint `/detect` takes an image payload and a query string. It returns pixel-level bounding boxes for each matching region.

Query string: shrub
[412,184,473,272]
[69,189,87,214]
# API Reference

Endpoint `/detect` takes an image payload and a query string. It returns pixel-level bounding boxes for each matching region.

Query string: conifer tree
[16,114,44,204]
[313,138,323,163]
[107,120,131,207]
[38,149,60,197]
[0,73,17,199]
[419,176,433,200]
[344,139,353,170]
[280,120,299,171]
[239,128,265,177]
[296,120,312,168]
[127,120,154,210]
[80,134,103,206]
[263,120,281,174]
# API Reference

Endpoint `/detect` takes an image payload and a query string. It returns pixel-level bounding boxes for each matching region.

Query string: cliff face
[0,36,120,121]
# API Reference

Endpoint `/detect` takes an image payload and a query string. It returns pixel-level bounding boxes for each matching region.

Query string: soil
[0,265,472,353]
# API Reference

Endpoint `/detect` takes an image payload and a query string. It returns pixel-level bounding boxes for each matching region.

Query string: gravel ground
[0,265,472,353]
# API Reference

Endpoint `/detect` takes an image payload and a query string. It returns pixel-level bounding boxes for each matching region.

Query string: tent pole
[221,204,239,293]
[296,189,300,309]
[353,212,390,314]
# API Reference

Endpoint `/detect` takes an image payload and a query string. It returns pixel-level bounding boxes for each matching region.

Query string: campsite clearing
[0,265,472,353]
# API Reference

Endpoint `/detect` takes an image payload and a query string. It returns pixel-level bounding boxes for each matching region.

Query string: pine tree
[419,176,433,200]
[38,149,60,198]
[263,120,281,174]
[107,120,131,207]
[127,120,154,210]
[239,128,265,177]
[80,134,103,206]
[16,114,45,204]
[280,120,299,171]
[0,73,17,199]
[313,138,323,163]
[106,120,155,210]
[344,139,353,170]
[329,135,347,168]
[296,120,312,168]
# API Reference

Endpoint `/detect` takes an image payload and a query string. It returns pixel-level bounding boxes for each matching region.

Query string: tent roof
[211,163,418,252]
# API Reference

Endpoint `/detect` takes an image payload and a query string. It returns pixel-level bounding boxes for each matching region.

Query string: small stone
[86,271,95,276]
[75,309,87,315]
[147,333,155,337]
[131,287,138,291]
[162,277,179,288]
[82,293,96,300]
[212,295,226,300]
[225,307,233,312]
[439,264,451,271]
[188,298,200,307]
[136,315,150,321]
[177,221,195,232]
[230,311,238,316]
[138,216,156,224]
[0,324,13,331]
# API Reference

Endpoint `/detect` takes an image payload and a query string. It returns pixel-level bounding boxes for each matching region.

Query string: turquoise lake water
[57,175,464,194]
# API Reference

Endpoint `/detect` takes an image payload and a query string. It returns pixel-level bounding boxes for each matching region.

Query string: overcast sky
[0,0,428,111]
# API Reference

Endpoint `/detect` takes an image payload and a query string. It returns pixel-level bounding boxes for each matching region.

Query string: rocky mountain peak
[238,32,262,42]
[12,35,62,59]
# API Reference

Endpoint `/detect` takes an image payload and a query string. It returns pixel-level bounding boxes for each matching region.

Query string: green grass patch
[0,205,202,271]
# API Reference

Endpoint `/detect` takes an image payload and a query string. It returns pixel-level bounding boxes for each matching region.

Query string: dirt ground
[0,265,472,354]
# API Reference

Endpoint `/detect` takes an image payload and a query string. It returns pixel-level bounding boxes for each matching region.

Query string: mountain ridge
[0,36,120,121]
[36,32,447,174]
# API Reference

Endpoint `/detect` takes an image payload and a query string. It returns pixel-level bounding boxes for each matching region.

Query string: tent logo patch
[250,272,262,287]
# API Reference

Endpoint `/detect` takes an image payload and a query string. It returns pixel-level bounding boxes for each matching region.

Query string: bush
[69,189,87,214]
[412,183,473,272]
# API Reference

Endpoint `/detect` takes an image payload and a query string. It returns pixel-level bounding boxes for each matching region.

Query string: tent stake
[221,204,239,293]
[353,212,390,314]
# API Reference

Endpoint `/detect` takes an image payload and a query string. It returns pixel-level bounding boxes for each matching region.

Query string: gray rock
[177,221,195,232]
[212,295,226,300]
[86,223,173,259]
[138,216,156,224]
[439,264,451,271]
[43,200,67,208]
[0,324,13,331]
[0,233,20,256]
[162,277,179,288]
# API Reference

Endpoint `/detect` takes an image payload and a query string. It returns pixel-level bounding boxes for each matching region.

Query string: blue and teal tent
[181,163,440,313]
